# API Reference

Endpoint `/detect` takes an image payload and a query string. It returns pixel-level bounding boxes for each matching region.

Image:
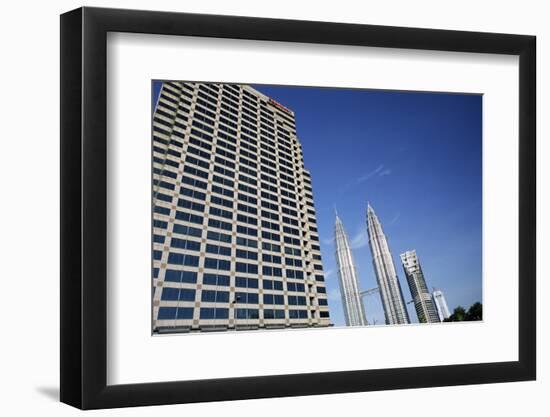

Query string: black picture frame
[60,6,536,410]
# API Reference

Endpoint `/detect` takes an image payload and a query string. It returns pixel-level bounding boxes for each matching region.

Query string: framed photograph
[60,6,536,409]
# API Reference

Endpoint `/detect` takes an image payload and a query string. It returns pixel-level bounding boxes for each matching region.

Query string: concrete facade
[151,81,331,333]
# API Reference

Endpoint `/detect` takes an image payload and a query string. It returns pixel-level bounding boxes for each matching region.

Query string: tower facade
[152,81,330,333]
[334,214,368,326]
[432,289,451,321]
[400,250,440,323]
[366,204,410,325]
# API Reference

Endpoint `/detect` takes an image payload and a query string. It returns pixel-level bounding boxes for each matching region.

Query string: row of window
[156,306,314,321]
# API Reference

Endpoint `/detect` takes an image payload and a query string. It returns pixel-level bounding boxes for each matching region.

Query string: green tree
[444,302,483,322]
[466,302,482,321]
[444,306,467,322]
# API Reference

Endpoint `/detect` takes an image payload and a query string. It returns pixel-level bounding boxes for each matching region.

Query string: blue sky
[253,85,482,326]
[153,82,482,326]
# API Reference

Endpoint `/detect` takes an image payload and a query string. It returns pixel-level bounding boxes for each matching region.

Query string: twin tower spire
[334,204,410,326]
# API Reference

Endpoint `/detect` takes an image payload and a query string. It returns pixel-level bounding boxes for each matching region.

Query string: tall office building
[366,204,410,325]
[400,250,440,323]
[334,213,368,326]
[432,289,451,322]
[151,81,330,333]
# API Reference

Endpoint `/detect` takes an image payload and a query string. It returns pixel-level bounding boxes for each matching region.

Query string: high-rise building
[366,204,410,325]
[151,81,331,333]
[432,289,451,322]
[334,213,368,326]
[400,250,440,323]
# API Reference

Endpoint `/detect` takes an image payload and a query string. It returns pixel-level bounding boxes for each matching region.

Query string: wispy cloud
[387,212,400,226]
[324,269,335,279]
[356,164,392,184]
[328,287,341,302]
[356,164,384,183]
[350,228,369,249]
[322,236,335,245]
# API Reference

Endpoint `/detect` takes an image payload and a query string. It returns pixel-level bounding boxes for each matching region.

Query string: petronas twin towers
[334,203,411,326]
[334,213,368,326]
[366,204,410,325]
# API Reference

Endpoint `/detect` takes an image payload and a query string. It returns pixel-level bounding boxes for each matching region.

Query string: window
[161,287,196,302]
[236,249,258,260]
[237,214,257,226]
[187,145,211,160]
[284,247,301,256]
[262,266,282,277]
[261,220,279,231]
[167,253,200,267]
[287,282,305,292]
[264,309,285,319]
[206,244,231,256]
[204,257,231,271]
[210,195,233,208]
[234,236,256,249]
[202,273,230,287]
[288,295,306,306]
[262,254,282,264]
[155,192,172,203]
[286,269,304,279]
[164,270,197,283]
[235,276,258,289]
[237,193,257,205]
[208,218,232,231]
[262,242,281,253]
[235,309,259,319]
[183,165,209,179]
[153,234,165,244]
[235,292,259,304]
[157,307,177,320]
[177,198,205,213]
[185,154,210,170]
[263,279,283,291]
[212,175,234,187]
[175,211,204,225]
[263,294,284,305]
[236,225,257,236]
[237,203,257,215]
[285,258,303,267]
[173,224,202,238]
[209,206,233,220]
[179,187,207,201]
[181,176,207,189]
[236,262,258,274]
[199,307,229,320]
[207,230,232,243]
[261,231,280,242]
[201,290,230,303]
[289,310,308,319]
[170,238,201,251]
